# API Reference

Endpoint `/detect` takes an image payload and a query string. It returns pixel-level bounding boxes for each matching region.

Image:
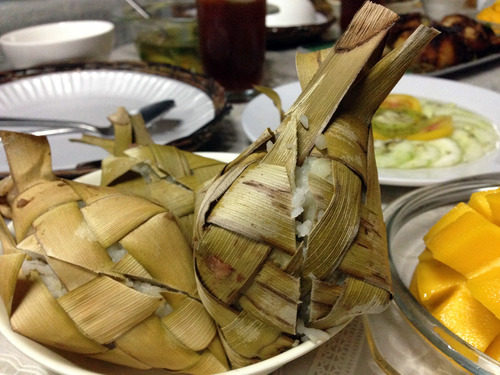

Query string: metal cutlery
[0,99,175,136]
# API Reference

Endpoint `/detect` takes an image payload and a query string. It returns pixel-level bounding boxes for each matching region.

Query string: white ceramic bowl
[266,0,317,27]
[0,20,115,69]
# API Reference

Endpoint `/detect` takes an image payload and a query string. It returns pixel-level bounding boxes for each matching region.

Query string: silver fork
[0,99,175,136]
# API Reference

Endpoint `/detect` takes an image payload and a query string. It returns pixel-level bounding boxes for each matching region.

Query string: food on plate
[372,94,498,169]
[386,13,500,72]
[0,2,438,372]
[0,131,229,374]
[192,2,437,367]
[410,187,500,360]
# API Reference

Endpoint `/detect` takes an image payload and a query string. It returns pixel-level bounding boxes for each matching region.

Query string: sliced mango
[425,209,500,277]
[486,192,500,226]
[423,202,474,243]
[467,267,500,320]
[430,284,500,352]
[413,186,500,361]
[417,248,434,262]
[468,188,500,223]
[486,334,500,362]
[414,255,465,309]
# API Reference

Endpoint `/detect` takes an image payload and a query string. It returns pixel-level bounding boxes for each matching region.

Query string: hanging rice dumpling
[192,2,439,367]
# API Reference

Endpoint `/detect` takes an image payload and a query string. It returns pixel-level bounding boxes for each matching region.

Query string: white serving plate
[0,70,215,173]
[0,152,348,375]
[241,74,500,187]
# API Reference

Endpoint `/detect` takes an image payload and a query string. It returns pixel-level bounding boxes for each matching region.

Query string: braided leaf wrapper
[192,2,439,367]
[73,108,225,243]
[0,131,229,374]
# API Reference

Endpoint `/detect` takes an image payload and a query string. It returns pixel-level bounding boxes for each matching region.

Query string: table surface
[1,35,500,375]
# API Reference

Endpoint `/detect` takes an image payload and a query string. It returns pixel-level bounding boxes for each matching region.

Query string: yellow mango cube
[409,249,433,302]
[423,202,474,242]
[430,284,500,352]
[425,210,500,277]
[417,248,433,262]
[468,190,495,222]
[486,193,500,226]
[467,267,500,320]
[486,334,500,362]
[414,256,465,309]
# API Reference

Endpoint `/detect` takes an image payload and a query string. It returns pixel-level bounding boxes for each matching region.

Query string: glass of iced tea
[196,0,267,102]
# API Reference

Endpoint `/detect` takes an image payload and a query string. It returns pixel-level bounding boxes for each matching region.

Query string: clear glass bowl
[364,173,500,374]
[115,1,202,73]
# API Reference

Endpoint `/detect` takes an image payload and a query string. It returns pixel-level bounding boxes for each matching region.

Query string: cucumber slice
[399,142,440,169]
[467,127,498,150]
[372,108,424,138]
[427,138,463,167]
[451,129,485,162]
[375,140,416,168]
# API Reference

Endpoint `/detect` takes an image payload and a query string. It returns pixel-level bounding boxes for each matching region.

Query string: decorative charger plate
[241,74,500,187]
[0,61,229,174]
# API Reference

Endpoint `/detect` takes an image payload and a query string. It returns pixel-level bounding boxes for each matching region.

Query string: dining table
[1,26,500,374]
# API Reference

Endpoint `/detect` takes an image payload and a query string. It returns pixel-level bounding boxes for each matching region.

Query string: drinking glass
[197,0,267,102]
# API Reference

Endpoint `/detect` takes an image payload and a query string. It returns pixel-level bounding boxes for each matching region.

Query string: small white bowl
[266,0,317,27]
[0,20,115,69]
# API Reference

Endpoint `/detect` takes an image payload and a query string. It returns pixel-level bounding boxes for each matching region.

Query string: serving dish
[0,151,349,375]
[364,173,500,374]
[265,3,335,49]
[0,20,115,69]
[425,52,500,77]
[0,61,229,175]
[241,75,500,186]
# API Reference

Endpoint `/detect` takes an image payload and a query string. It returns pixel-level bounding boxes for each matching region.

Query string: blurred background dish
[266,0,317,27]
[385,0,424,14]
[0,20,114,69]
[265,0,336,49]
[385,12,500,74]
[421,0,477,21]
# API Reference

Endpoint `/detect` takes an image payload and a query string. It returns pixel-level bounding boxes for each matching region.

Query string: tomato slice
[380,94,422,112]
[406,116,454,141]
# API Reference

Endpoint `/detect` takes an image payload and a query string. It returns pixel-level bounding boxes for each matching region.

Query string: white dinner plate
[241,74,500,186]
[0,70,215,173]
[0,151,346,375]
